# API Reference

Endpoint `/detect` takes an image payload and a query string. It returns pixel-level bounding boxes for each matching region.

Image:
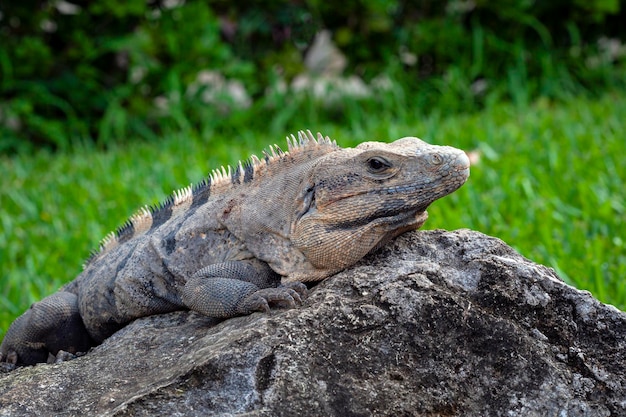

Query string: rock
[0,229,624,416]
[289,29,382,105]
[304,30,347,76]
[185,70,252,110]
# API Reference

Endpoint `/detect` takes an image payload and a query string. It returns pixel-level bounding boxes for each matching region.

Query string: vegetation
[1,1,625,151]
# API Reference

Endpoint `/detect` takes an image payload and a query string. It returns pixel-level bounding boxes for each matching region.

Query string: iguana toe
[50,349,82,364]
[0,350,18,373]
[280,282,308,300]
[238,287,304,315]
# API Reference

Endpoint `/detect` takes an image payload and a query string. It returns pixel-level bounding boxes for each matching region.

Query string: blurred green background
[1,1,625,339]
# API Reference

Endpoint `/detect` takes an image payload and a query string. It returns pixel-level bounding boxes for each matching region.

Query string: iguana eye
[429,154,443,165]
[367,157,391,173]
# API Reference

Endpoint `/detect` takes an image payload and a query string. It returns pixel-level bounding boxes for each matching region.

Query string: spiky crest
[83,130,337,268]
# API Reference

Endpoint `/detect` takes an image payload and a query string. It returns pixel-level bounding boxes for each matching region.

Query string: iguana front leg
[0,291,94,367]
[182,261,307,318]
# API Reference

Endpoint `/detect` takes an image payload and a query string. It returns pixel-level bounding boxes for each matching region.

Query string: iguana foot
[238,284,307,314]
[0,350,17,373]
[0,362,16,373]
[48,349,85,364]
[0,291,94,367]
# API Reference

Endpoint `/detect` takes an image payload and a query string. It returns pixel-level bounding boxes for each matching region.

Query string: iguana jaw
[369,210,430,251]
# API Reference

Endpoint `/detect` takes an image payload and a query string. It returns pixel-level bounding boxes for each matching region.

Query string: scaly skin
[0,131,470,369]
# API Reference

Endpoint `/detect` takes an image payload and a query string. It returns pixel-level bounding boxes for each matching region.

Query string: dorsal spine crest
[173,185,193,206]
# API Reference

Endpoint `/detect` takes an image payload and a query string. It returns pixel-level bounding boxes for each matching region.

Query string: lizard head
[289,136,470,279]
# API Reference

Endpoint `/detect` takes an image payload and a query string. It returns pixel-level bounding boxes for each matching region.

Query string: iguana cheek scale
[0,130,469,368]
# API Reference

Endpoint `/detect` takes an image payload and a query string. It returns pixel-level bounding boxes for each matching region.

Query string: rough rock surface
[1,229,624,417]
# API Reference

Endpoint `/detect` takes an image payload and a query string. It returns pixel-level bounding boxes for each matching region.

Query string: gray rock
[1,230,624,416]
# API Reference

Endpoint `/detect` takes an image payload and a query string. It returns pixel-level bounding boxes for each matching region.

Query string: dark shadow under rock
[1,230,624,416]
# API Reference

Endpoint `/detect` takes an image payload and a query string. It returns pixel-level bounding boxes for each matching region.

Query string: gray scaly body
[0,131,470,369]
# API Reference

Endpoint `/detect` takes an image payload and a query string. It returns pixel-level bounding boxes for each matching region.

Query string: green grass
[1,92,625,342]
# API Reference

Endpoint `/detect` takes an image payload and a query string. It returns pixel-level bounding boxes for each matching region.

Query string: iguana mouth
[328,206,426,231]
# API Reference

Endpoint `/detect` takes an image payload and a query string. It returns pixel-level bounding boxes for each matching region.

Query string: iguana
[0,130,470,369]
